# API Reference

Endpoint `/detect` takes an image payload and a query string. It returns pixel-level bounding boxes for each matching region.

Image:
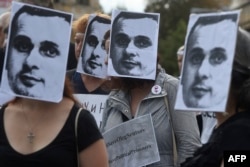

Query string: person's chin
[13,87,30,96]
[184,97,199,108]
[14,84,44,98]
[188,100,210,108]
[116,70,129,75]
[115,67,134,76]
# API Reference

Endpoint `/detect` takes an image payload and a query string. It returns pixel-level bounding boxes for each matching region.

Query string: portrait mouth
[20,73,43,87]
[192,85,211,98]
[88,60,102,69]
[122,59,140,69]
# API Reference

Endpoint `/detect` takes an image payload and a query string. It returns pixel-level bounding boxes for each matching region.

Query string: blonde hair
[0,11,10,48]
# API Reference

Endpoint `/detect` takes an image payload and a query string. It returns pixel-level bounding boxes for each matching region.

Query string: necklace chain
[21,103,35,144]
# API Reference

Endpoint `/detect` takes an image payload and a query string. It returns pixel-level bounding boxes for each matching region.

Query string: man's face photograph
[107,10,159,80]
[111,17,157,77]
[174,12,240,112]
[1,2,72,102]
[80,16,110,78]
[180,17,238,110]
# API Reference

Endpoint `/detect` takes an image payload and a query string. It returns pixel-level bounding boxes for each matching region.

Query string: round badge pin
[151,85,162,95]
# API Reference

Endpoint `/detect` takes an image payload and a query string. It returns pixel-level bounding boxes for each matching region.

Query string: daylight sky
[99,0,149,13]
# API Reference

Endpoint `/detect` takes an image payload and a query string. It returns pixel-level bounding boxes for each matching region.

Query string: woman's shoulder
[71,105,96,124]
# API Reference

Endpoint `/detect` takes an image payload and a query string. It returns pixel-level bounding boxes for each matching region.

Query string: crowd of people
[0,1,250,167]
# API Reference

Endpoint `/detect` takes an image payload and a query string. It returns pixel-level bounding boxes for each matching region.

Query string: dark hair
[110,11,159,59]
[186,14,238,45]
[9,4,71,42]
[85,15,111,37]
[112,11,158,30]
[186,13,238,57]
[231,28,250,112]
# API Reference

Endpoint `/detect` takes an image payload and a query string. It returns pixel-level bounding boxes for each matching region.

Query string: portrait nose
[25,47,41,67]
[125,40,137,55]
[92,43,103,58]
[198,58,210,78]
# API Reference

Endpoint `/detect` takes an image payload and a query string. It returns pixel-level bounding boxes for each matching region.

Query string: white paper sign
[74,94,108,128]
[103,114,160,167]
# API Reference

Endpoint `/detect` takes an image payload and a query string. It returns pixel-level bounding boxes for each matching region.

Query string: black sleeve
[77,109,103,151]
[0,48,5,84]
[221,120,250,150]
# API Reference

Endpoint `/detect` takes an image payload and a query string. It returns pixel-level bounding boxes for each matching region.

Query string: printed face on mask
[110,17,157,77]
[81,19,110,77]
[181,19,236,108]
[7,13,70,98]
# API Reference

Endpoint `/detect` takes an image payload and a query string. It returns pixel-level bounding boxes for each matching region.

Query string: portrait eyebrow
[188,47,203,55]
[115,33,129,39]
[13,35,32,44]
[136,35,151,41]
[210,47,226,54]
[40,40,59,48]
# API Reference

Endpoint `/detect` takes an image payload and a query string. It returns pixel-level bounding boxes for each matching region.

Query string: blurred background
[1,0,249,77]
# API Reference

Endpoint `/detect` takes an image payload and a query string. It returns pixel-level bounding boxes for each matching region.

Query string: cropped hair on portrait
[10,5,71,41]
[84,15,111,36]
[81,15,111,56]
[112,11,158,29]
[72,13,110,37]
[186,13,238,54]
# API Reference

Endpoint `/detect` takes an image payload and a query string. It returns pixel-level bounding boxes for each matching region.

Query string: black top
[0,104,102,167]
[181,111,250,167]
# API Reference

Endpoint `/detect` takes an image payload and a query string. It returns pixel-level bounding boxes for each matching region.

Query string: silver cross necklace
[21,103,36,144]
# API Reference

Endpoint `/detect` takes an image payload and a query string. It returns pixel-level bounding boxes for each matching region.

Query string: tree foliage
[145,0,231,76]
